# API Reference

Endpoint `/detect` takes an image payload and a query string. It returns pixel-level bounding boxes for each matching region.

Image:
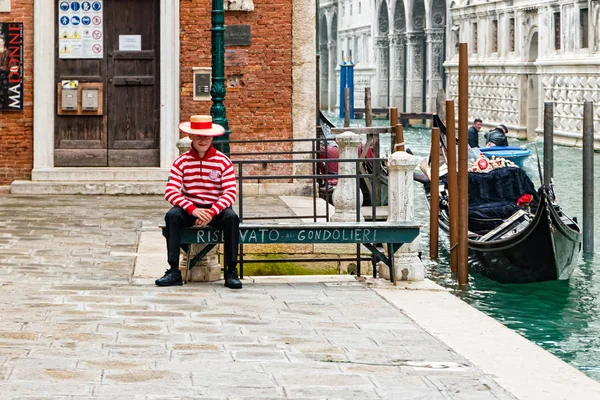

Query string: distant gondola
[423,115,581,283]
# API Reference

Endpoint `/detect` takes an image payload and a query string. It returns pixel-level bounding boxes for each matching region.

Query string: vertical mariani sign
[0,22,24,111]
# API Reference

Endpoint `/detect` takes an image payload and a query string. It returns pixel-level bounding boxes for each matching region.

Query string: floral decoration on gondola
[469,154,518,173]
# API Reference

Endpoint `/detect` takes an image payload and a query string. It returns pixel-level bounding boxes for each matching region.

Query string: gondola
[425,115,581,283]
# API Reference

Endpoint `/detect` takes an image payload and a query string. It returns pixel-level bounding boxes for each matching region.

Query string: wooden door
[55,0,160,167]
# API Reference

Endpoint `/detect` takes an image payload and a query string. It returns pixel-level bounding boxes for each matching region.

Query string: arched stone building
[446,0,600,146]
[319,0,447,113]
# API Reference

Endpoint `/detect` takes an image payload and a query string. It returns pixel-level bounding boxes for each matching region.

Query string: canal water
[322,112,600,381]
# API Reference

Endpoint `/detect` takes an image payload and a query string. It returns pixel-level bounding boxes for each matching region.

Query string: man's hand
[192,208,213,227]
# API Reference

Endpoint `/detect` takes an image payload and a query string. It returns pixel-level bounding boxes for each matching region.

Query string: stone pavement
[0,194,598,399]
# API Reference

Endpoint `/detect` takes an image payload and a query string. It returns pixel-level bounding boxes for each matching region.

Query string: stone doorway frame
[32,1,179,181]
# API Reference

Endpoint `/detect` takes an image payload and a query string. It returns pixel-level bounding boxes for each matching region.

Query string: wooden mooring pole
[429,127,440,261]
[446,100,458,272]
[390,107,399,150]
[344,87,351,127]
[395,124,404,152]
[457,43,469,287]
[583,101,595,254]
[543,102,554,187]
[365,88,373,127]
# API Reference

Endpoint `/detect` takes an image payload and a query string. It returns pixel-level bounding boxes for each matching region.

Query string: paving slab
[0,194,597,399]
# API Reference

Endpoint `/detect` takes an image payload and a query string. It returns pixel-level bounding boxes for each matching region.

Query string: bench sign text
[195,228,378,244]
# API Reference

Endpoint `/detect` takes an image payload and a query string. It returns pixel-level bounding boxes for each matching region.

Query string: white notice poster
[58,1,104,59]
[0,0,11,13]
[119,35,142,51]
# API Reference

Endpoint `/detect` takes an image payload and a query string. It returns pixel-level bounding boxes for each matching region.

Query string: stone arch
[429,0,446,29]
[526,29,539,139]
[412,0,426,32]
[375,0,391,107]
[528,29,539,62]
[393,0,406,33]
[378,0,390,35]
[391,0,407,109]
[331,12,338,63]
[405,0,426,112]
[319,15,328,45]
[425,0,446,111]
[319,14,329,109]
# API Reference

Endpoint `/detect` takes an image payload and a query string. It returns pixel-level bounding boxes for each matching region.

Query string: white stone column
[332,131,364,222]
[425,28,445,113]
[176,138,221,282]
[405,32,424,112]
[292,0,316,178]
[33,0,55,169]
[386,151,424,281]
[389,34,405,110]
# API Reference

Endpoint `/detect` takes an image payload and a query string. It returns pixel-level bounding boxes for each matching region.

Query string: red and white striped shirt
[165,146,237,217]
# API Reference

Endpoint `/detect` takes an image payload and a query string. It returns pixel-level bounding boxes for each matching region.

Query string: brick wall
[0,1,33,185]
[179,0,294,175]
[0,1,296,185]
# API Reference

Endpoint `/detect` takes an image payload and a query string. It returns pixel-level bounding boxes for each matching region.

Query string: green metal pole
[211,0,230,154]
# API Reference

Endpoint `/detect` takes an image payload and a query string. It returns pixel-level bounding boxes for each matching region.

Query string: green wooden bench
[172,221,420,283]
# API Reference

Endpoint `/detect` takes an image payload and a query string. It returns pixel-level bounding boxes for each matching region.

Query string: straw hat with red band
[179,115,225,137]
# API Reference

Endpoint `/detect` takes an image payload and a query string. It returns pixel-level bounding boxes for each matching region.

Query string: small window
[472,22,478,53]
[350,4,353,16]
[509,18,515,52]
[580,8,589,49]
[491,20,498,53]
[554,12,561,50]
[359,2,361,14]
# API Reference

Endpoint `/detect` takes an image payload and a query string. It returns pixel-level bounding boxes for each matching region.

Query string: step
[10,180,165,195]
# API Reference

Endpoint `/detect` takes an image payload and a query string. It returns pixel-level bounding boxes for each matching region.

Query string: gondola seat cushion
[466,167,536,219]
[468,201,520,220]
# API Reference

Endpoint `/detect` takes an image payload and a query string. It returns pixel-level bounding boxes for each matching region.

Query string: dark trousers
[163,206,239,270]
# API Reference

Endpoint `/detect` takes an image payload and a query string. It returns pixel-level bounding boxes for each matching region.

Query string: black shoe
[155,268,183,286]
[224,266,242,289]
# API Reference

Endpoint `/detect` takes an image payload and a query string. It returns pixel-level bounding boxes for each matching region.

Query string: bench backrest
[176,222,420,245]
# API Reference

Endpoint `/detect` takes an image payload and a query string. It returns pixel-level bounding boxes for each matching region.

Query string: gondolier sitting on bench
[156,115,242,289]
[484,124,509,147]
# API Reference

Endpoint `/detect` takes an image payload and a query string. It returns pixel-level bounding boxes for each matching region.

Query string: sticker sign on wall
[0,0,12,13]
[58,0,103,59]
[119,35,141,51]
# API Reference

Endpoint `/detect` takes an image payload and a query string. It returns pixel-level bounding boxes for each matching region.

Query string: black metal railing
[212,138,387,278]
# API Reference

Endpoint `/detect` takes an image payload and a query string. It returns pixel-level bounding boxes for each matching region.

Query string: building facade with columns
[0,0,316,192]
[446,0,600,146]
[319,0,447,113]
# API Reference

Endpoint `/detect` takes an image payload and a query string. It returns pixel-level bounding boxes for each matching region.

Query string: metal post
[583,101,595,253]
[316,54,320,126]
[211,0,230,155]
[348,58,355,120]
[344,88,350,127]
[339,55,347,119]
[429,127,440,261]
[543,102,554,187]
[457,43,469,287]
[446,100,458,273]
